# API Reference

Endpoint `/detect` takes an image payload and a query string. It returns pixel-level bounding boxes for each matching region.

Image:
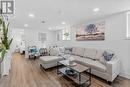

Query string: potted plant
[0,16,13,76]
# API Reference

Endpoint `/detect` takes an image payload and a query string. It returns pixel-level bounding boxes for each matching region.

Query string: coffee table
[57,60,91,87]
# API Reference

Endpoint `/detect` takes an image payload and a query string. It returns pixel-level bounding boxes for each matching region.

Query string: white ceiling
[9,0,130,30]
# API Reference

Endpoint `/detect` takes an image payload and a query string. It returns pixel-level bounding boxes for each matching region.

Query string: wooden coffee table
[57,60,91,87]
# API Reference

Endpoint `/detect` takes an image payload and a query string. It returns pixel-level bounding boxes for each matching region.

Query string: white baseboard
[119,72,130,79]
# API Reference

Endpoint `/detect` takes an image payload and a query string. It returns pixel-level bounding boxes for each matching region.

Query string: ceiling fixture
[58,10,64,15]
[49,27,52,30]
[93,8,100,12]
[41,21,45,23]
[29,13,35,18]
[62,21,66,25]
[24,24,28,27]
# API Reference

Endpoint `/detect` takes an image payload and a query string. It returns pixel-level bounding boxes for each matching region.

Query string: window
[38,33,46,43]
[126,12,130,38]
[62,28,71,40]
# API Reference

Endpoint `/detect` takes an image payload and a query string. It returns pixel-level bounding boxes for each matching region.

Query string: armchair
[28,46,39,59]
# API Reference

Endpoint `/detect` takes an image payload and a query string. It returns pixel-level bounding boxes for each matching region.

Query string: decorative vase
[1,50,11,76]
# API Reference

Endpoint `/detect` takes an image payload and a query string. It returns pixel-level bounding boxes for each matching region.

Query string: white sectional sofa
[38,56,63,69]
[38,47,64,69]
[38,47,120,82]
[69,47,120,82]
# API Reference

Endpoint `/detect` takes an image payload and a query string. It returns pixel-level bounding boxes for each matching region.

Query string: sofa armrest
[106,58,120,81]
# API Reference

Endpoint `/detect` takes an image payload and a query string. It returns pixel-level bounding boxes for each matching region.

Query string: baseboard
[119,72,130,79]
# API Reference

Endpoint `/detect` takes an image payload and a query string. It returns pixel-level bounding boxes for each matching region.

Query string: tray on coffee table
[57,60,91,86]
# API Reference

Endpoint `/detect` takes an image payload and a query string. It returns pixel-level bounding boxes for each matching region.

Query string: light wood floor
[0,53,130,87]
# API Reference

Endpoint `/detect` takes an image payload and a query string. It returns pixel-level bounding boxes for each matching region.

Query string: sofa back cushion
[72,47,84,57]
[49,47,59,56]
[83,48,97,60]
[95,49,104,60]
[59,47,65,53]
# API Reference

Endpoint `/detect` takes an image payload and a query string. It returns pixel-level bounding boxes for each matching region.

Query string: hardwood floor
[0,53,130,87]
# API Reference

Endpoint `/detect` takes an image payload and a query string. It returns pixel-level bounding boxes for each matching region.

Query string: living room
[0,0,130,87]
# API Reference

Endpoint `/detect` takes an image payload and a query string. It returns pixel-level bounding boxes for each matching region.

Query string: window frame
[62,28,71,41]
[126,11,130,39]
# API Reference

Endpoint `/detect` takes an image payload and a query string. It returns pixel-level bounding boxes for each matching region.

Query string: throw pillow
[59,47,65,53]
[103,51,114,61]
[30,48,37,53]
[64,47,73,54]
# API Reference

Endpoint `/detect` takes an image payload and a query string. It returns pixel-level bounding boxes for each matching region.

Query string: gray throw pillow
[64,47,73,54]
[103,51,114,61]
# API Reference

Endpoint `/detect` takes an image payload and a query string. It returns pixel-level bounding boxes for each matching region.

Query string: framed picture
[76,21,105,41]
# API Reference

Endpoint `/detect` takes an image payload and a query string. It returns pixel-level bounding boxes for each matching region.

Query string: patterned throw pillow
[103,51,114,61]
[64,47,73,54]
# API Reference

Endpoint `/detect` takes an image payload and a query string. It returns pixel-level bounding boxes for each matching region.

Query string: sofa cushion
[83,48,97,60]
[49,48,59,56]
[39,56,63,64]
[59,47,65,53]
[95,49,106,65]
[95,49,104,60]
[72,47,84,57]
[74,58,107,73]
[69,55,82,61]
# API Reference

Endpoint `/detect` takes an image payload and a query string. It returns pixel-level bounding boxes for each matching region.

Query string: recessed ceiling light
[93,8,100,12]
[24,24,28,27]
[29,13,35,18]
[49,27,52,30]
[58,10,64,15]
[62,22,66,25]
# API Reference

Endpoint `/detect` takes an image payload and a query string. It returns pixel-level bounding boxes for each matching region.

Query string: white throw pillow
[59,47,65,53]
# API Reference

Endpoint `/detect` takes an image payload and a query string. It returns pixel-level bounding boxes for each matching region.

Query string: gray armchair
[39,48,48,56]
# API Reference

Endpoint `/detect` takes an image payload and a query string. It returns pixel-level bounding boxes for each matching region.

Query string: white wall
[55,12,130,79]
[24,29,56,58]
[10,28,25,53]
[0,28,24,76]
